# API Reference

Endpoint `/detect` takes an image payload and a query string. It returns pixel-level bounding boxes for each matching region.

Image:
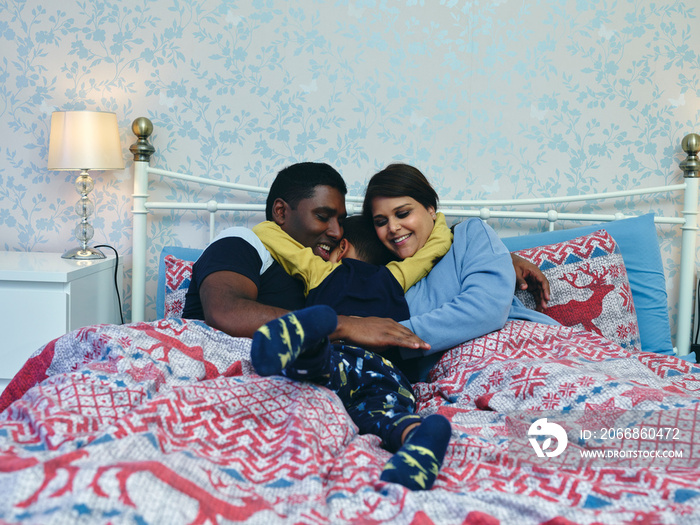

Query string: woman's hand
[511,253,550,312]
[331,315,430,353]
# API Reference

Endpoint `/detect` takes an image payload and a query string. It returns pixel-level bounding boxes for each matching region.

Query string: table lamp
[48,110,124,259]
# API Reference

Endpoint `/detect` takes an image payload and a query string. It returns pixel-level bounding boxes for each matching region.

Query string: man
[182,161,550,352]
[182,162,430,351]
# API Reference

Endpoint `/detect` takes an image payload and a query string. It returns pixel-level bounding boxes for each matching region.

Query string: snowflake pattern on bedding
[1,319,700,524]
[164,254,193,318]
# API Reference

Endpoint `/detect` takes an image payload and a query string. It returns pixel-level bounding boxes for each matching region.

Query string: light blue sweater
[400,218,557,375]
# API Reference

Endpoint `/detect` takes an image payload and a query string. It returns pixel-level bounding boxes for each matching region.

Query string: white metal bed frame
[129,117,700,356]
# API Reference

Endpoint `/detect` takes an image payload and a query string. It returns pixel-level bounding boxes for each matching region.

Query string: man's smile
[316,242,334,260]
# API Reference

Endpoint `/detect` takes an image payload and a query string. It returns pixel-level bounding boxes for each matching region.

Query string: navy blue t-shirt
[182,232,305,320]
[306,259,410,322]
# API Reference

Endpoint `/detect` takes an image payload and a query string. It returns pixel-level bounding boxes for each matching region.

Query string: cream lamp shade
[48,111,124,170]
[48,110,124,259]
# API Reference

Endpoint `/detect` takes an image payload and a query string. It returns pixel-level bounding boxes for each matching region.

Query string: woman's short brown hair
[362,163,439,218]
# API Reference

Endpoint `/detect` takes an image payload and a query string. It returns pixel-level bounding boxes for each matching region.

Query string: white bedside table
[0,252,123,392]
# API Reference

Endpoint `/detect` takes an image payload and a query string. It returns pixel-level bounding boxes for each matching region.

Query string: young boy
[249,215,453,491]
[254,213,451,319]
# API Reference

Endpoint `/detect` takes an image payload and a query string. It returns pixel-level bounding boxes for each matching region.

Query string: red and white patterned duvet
[1,319,699,524]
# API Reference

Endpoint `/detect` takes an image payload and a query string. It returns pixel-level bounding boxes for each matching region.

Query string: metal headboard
[129,117,700,356]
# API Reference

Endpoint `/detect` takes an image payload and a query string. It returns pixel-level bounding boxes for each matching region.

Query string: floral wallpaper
[1,0,698,339]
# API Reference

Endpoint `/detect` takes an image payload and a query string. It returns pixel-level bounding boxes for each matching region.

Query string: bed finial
[130,117,155,162]
[681,133,700,178]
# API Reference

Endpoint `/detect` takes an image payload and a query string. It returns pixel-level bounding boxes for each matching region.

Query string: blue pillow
[501,213,673,355]
[156,246,203,319]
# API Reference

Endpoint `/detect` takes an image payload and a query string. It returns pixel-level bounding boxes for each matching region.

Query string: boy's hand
[332,315,430,353]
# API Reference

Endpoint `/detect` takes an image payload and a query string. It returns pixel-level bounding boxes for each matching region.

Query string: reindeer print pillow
[514,230,641,352]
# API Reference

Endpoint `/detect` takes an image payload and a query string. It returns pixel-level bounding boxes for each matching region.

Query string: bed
[1,118,700,524]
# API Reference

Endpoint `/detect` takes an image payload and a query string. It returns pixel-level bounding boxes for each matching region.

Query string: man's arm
[200,270,289,338]
[333,315,431,353]
[511,253,550,311]
[201,269,430,351]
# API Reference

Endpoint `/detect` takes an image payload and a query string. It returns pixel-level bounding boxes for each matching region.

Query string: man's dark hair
[342,215,393,266]
[265,162,347,220]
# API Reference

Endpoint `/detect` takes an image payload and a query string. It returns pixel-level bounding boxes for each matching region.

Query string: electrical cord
[696,276,699,345]
[95,244,125,325]
[691,276,700,361]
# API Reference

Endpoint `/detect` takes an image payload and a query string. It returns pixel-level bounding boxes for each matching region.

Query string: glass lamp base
[61,246,106,260]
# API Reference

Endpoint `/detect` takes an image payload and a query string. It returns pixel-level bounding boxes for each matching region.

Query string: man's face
[280,185,347,261]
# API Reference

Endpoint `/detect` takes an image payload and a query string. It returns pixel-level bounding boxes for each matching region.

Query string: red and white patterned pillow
[164,254,193,318]
[514,230,641,352]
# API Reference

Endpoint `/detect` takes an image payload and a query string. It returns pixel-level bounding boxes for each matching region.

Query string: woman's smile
[391,233,411,245]
[371,196,436,260]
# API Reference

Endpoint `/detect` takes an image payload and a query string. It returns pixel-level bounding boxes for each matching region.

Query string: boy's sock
[380,414,452,491]
[251,305,337,377]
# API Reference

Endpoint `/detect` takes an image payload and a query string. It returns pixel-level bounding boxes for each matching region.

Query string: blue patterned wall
[1,1,698,331]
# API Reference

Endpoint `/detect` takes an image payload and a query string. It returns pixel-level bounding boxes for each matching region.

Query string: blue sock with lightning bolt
[380,414,452,491]
[251,305,337,377]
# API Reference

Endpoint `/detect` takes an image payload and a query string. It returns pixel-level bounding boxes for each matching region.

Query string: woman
[363,163,557,382]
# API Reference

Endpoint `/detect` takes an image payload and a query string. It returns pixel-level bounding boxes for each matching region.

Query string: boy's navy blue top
[306,258,410,322]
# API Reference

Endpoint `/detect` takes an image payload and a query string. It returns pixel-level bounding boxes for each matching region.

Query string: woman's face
[370,196,436,260]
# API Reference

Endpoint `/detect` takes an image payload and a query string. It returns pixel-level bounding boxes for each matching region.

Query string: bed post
[129,117,155,323]
[677,133,700,356]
